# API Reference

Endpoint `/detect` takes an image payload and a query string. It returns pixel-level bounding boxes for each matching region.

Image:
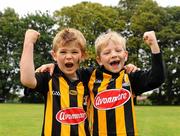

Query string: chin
[63,69,75,75]
[112,70,121,73]
[110,67,122,73]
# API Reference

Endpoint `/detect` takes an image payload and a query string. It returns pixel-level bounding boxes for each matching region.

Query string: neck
[66,73,79,81]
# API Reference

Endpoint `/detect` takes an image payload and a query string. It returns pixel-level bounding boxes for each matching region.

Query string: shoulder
[35,71,51,86]
[79,67,95,83]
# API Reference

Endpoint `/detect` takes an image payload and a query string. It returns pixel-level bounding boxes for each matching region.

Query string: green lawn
[0,104,43,136]
[136,106,180,136]
[0,104,180,136]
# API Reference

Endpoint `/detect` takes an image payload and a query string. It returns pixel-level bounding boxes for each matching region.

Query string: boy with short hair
[87,30,165,135]
[20,28,90,136]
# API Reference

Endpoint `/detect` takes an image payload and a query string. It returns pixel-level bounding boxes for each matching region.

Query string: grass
[136,106,180,136]
[0,104,43,136]
[0,104,180,136]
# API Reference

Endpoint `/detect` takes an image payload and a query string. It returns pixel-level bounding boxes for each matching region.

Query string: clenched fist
[143,31,158,46]
[24,29,40,45]
[143,31,160,53]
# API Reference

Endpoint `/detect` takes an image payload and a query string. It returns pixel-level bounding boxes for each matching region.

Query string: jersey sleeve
[80,67,94,84]
[129,52,165,95]
[24,72,50,95]
[79,67,95,97]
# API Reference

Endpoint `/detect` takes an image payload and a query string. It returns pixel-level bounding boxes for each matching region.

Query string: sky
[0,0,180,16]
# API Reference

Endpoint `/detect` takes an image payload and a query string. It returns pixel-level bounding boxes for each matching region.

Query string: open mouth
[65,62,74,68]
[110,60,120,66]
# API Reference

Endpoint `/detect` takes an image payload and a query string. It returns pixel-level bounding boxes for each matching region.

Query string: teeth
[110,61,120,65]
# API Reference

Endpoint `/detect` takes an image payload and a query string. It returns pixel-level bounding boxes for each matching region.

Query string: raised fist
[143,31,158,47]
[24,29,40,45]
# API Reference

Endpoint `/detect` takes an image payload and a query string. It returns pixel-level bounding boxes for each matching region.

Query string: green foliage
[21,11,57,67]
[0,9,56,102]
[0,8,22,100]
[54,2,126,46]
[0,0,179,104]
[53,2,127,67]
[155,7,180,105]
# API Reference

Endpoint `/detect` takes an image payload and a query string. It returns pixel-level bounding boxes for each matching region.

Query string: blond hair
[95,31,126,56]
[52,28,86,55]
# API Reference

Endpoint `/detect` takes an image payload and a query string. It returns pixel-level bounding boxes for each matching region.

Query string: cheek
[99,57,108,65]
[77,54,83,61]
[56,56,63,61]
[120,52,127,59]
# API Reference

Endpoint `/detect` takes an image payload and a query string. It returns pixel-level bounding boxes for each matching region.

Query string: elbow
[159,61,166,84]
[155,65,166,86]
[151,76,165,88]
[160,74,165,85]
[20,76,36,89]
[158,66,166,85]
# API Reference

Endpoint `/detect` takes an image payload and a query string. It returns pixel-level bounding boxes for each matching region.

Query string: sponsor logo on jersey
[122,82,130,87]
[94,88,131,110]
[94,79,102,84]
[52,90,61,96]
[56,107,87,125]
[69,90,78,95]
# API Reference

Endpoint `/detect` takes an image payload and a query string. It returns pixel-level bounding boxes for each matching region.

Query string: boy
[87,30,165,136]
[36,30,165,136]
[20,28,90,136]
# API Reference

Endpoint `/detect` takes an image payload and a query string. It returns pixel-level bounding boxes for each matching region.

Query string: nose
[111,50,118,58]
[65,53,73,59]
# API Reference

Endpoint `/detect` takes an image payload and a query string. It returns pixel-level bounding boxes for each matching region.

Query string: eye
[102,51,110,55]
[116,49,123,53]
[72,51,79,54]
[59,51,66,54]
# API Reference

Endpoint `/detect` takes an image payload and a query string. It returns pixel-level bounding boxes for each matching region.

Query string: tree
[0,8,56,102]
[156,6,180,104]
[116,0,180,104]
[128,0,165,67]
[54,2,126,65]
[19,11,57,103]
[21,11,57,66]
[0,8,22,101]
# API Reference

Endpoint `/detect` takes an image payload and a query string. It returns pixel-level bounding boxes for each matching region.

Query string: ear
[125,57,127,62]
[124,51,128,62]
[80,52,86,62]
[96,56,102,66]
[50,50,57,61]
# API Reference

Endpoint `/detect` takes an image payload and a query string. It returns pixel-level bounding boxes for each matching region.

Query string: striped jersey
[30,66,90,136]
[88,68,138,136]
[83,53,165,136]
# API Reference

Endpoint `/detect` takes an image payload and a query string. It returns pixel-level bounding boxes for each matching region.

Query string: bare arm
[35,63,55,76]
[20,29,40,88]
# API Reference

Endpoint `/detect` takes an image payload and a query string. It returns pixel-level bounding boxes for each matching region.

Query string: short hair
[95,31,126,56]
[52,28,86,55]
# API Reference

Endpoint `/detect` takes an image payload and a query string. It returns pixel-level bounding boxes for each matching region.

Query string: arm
[35,63,139,75]
[130,31,165,95]
[20,29,40,89]
[124,64,140,73]
[35,63,55,76]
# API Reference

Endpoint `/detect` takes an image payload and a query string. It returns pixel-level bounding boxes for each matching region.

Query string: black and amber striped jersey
[29,65,90,136]
[88,69,137,136]
[85,53,165,136]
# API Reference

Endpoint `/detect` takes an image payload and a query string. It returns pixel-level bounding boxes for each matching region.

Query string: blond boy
[87,31,165,136]
[20,28,90,136]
